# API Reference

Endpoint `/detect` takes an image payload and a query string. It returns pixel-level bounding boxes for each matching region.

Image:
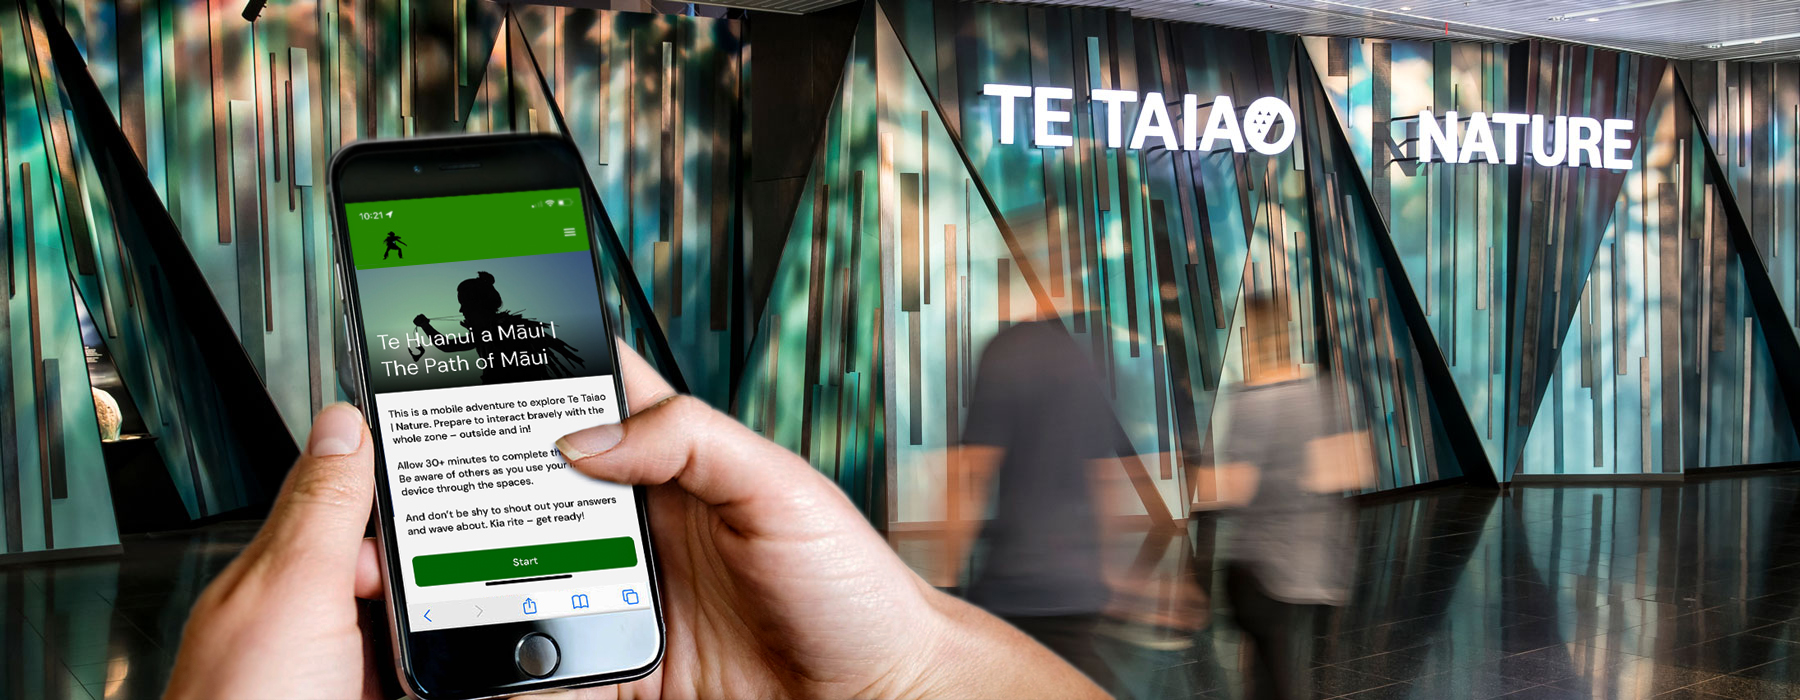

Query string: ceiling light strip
[1242,0,1520,43]
[1269,0,1647,56]
[1548,0,1694,22]
[1707,31,1800,49]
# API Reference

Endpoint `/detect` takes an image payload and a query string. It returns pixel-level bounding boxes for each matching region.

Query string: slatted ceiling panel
[556,0,1800,60]
[977,0,1800,62]
[1020,0,1513,42]
[646,0,852,13]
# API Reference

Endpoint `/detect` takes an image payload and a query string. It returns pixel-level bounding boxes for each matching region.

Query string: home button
[514,632,560,679]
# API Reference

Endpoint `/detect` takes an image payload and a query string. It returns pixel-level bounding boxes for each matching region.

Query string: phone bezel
[326,133,665,700]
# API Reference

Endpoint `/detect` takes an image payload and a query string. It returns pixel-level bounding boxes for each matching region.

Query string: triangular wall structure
[1302,37,1513,472]
[1519,69,1800,475]
[1301,37,1672,480]
[14,0,1800,560]
[1294,50,1470,490]
[509,6,747,408]
[732,0,883,514]
[898,4,1487,504]
[0,0,121,551]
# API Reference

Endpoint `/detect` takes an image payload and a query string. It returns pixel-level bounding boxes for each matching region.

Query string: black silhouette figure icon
[411,271,584,384]
[383,231,407,260]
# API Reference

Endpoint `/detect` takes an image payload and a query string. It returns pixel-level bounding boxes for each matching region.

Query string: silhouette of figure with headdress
[383,232,406,260]
[411,271,584,384]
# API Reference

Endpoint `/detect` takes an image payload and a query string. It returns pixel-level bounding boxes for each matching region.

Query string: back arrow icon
[424,609,433,622]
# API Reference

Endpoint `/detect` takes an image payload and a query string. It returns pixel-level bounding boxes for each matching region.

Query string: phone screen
[342,187,650,633]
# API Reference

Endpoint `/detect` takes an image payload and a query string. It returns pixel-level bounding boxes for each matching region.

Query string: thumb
[250,402,377,580]
[555,396,848,539]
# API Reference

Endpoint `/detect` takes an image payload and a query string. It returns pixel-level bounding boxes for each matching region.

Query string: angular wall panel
[1681,60,1800,329]
[1518,76,1800,475]
[1294,47,1470,490]
[1504,44,1669,481]
[731,0,882,515]
[10,0,731,532]
[1302,37,1512,471]
[511,7,747,408]
[11,0,1800,555]
[1303,37,1679,481]
[0,0,120,553]
[878,3,1393,519]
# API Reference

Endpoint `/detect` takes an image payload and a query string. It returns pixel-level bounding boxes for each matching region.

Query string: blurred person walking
[1205,294,1372,700]
[943,306,1132,696]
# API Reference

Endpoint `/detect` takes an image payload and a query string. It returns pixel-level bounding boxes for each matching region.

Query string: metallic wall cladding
[0,0,740,551]
[1307,35,1800,480]
[864,1,1468,520]
[502,6,747,409]
[8,0,1800,552]
[734,0,882,514]
[0,2,120,555]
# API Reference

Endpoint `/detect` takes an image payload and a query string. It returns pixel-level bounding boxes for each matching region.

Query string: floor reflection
[900,469,1800,699]
[2,471,1798,698]
[0,521,255,700]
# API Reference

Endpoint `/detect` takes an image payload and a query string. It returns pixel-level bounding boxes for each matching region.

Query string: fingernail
[557,424,623,462]
[308,403,364,457]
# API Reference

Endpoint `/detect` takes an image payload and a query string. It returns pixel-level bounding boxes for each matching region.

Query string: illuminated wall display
[981,84,1298,155]
[982,84,1634,172]
[1414,110,1635,169]
[7,0,1797,561]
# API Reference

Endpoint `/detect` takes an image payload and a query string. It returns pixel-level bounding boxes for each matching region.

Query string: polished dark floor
[0,520,257,699]
[6,471,1800,699]
[916,470,1800,700]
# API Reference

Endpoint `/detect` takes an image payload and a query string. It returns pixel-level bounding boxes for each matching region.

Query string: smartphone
[328,134,663,699]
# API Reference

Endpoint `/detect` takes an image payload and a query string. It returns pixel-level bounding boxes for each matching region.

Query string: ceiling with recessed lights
[706,0,1800,62]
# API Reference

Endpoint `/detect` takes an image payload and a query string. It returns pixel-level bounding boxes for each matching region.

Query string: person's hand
[164,403,388,700]
[550,344,1107,700]
[160,347,1106,700]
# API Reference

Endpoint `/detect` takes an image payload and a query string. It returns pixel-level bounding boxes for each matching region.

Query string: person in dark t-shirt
[947,315,1128,694]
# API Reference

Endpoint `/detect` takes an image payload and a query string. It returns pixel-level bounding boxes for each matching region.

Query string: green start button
[412,537,637,587]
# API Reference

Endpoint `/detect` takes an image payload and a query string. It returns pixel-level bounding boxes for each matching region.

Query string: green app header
[345,188,590,270]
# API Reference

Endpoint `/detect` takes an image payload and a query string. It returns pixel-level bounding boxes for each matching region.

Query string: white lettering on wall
[1034,86,1074,147]
[1568,116,1603,167]
[982,84,1031,145]
[1602,119,1634,170]
[1129,92,1178,150]
[1492,112,1530,164]
[1533,114,1568,166]
[1420,110,1460,164]
[1090,89,1139,148]
[979,84,1633,170]
[1198,95,1247,153]
[1460,112,1499,164]
[980,83,1294,156]
[1413,110,1631,170]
